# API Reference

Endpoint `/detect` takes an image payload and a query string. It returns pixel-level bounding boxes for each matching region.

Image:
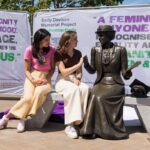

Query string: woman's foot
[17,120,25,133]
[65,125,78,139]
[0,115,9,129]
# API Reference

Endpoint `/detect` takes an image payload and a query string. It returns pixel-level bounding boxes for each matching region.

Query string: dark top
[54,49,82,71]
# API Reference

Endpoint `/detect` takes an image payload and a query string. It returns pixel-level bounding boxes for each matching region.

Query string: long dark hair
[32,28,51,58]
[56,30,77,54]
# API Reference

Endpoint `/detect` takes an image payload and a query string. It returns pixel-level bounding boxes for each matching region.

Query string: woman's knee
[63,85,80,99]
[23,96,32,104]
[35,85,51,96]
[34,89,47,97]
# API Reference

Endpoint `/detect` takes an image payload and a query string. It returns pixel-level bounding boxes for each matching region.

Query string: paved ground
[0,99,150,150]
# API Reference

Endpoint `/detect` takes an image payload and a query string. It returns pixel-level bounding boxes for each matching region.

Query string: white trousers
[55,78,89,125]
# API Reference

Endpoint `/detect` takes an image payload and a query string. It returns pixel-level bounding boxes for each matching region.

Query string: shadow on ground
[126,126,146,134]
[26,121,65,133]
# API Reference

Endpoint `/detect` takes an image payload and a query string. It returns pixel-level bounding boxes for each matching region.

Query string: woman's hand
[32,78,43,86]
[73,78,81,86]
[40,78,49,85]
[32,78,48,86]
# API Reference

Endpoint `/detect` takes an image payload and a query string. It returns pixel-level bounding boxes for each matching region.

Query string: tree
[0,0,50,33]
[51,0,124,8]
[80,0,124,7]
[0,0,124,10]
[0,0,124,32]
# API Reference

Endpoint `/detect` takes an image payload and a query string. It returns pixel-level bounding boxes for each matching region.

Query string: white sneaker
[65,125,78,139]
[17,120,25,133]
[0,116,9,129]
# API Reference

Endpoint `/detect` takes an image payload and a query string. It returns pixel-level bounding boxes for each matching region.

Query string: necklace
[38,52,47,65]
[102,48,110,65]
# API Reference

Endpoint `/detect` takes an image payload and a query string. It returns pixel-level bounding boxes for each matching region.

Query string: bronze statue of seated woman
[80,25,132,140]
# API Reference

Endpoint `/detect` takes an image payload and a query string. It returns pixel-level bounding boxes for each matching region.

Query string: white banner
[0,11,31,94]
[33,6,150,91]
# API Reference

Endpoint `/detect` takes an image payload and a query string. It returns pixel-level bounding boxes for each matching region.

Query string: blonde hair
[57,30,77,54]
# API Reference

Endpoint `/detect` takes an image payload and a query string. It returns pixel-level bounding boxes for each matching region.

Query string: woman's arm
[56,57,83,77]
[75,66,82,80]
[24,60,43,85]
[24,60,34,82]
[46,58,55,82]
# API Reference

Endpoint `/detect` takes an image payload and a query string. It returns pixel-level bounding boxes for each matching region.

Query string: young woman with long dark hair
[0,28,55,132]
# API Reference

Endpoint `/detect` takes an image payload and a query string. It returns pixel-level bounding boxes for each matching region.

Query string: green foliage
[51,0,124,8]
[79,0,124,7]
[37,0,51,9]
[0,0,124,32]
[0,0,124,11]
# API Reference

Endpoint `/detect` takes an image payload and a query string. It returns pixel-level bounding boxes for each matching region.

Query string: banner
[0,11,31,94]
[33,6,150,92]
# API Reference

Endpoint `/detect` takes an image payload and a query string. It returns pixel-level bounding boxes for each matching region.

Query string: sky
[122,0,150,5]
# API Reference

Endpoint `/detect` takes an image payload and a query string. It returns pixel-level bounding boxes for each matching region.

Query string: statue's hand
[83,55,89,66]
[124,70,132,80]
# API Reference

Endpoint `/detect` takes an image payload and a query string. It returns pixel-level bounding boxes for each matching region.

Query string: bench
[125,96,150,135]
[0,92,64,129]
[26,92,150,135]
[1,93,150,134]
[25,91,63,129]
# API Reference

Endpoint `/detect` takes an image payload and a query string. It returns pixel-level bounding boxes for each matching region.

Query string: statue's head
[95,25,116,42]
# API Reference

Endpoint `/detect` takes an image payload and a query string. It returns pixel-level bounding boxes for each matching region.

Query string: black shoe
[82,134,97,139]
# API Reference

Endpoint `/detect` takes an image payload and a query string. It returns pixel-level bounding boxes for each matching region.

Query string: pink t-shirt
[24,46,55,71]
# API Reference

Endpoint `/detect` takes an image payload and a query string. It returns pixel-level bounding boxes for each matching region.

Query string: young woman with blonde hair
[54,31,89,139]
